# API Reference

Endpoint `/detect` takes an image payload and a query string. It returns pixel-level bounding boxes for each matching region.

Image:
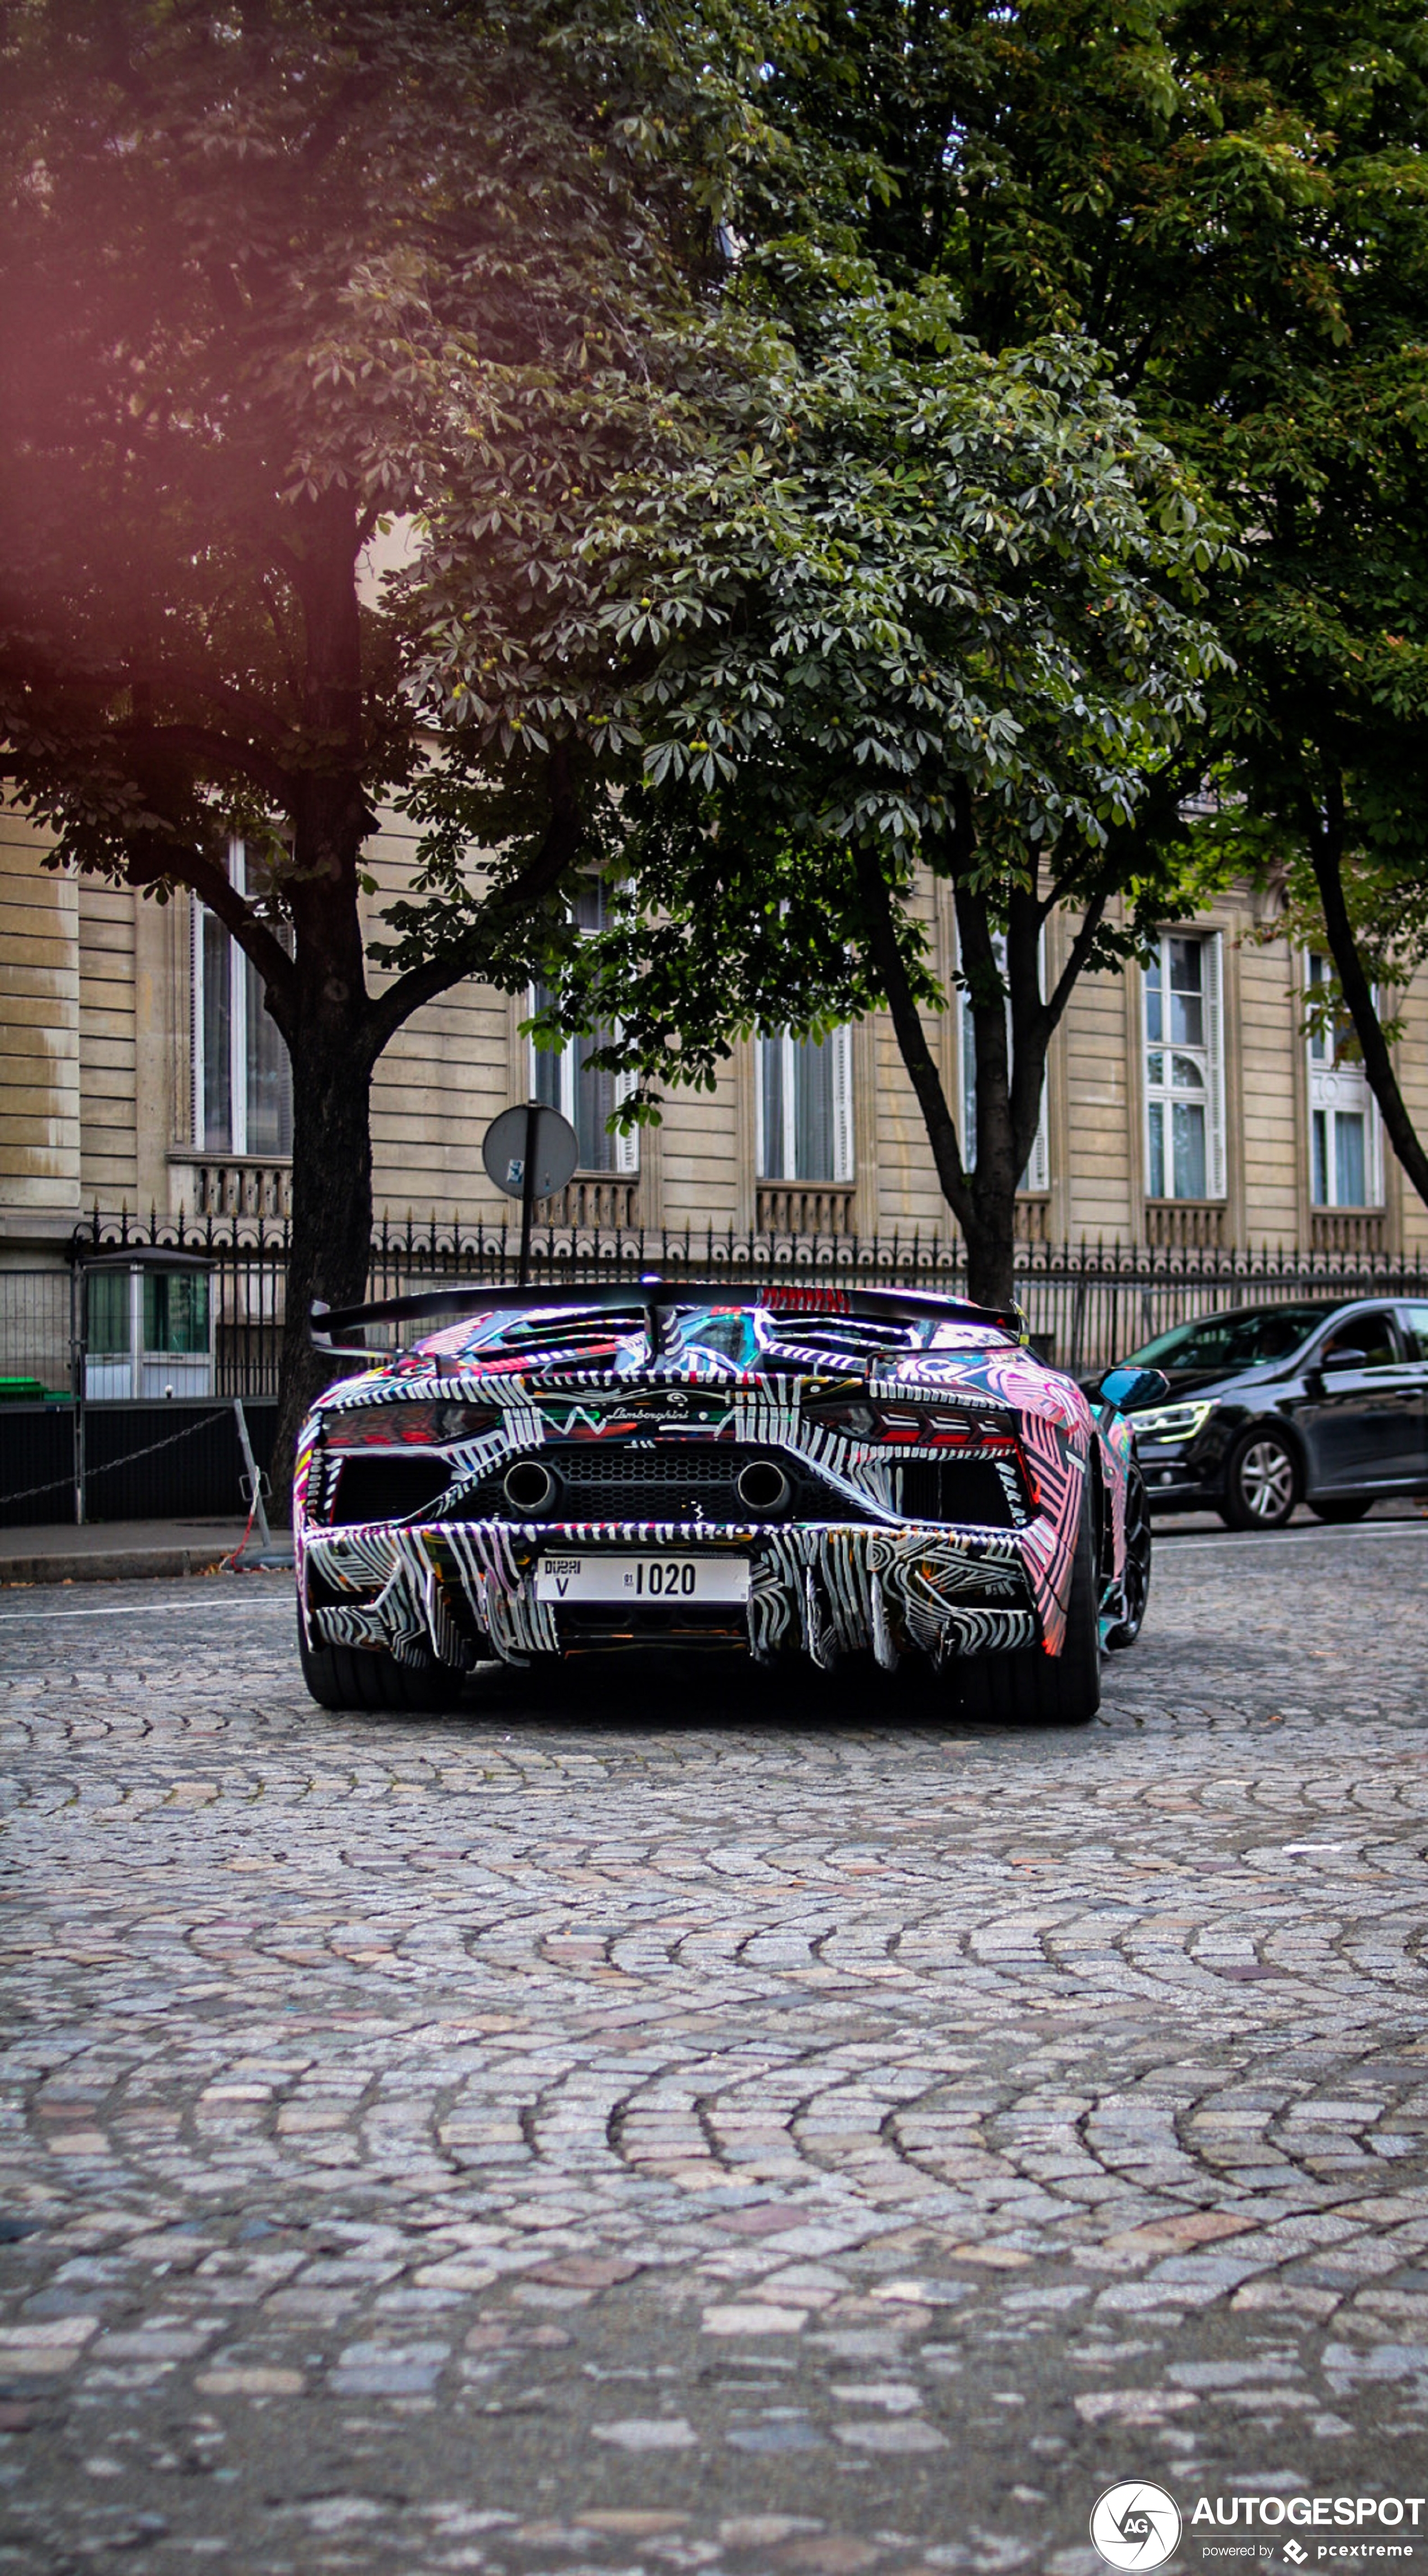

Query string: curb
[0,1546,293,1588]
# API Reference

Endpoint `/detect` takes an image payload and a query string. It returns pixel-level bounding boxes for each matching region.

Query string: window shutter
[1355,974,1384,1207]
[960,985,977,1168]
[614,1067,640,1175]
[1023,1079,1050,1193]
[190,894,203,1149]
[528,988,568,1121]
[227,841,248,1156]
[832,1027,855,1183]
[1021,925,1050,1191]
[1366,1084,1384,1206]
[1203,932,1226,1199]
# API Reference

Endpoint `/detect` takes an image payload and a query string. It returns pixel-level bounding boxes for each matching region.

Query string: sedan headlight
[1131,1398,1217,1444]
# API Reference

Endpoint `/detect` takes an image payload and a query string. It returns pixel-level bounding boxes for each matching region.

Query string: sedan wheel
[1221,1430,1299,1531]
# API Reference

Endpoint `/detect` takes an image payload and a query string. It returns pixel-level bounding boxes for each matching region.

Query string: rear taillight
[805,1400,1018,1450]
[324,1401,499,1449]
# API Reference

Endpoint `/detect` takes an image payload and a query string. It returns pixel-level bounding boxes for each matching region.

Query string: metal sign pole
[233,1398,272,1551]
[518,1101,539,1288]
[482,1102,578,1284]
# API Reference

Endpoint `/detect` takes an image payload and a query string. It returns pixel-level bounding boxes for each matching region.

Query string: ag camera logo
[1090,2480,1183,2570]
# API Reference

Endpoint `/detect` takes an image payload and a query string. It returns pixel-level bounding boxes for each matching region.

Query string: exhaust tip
[503,1458,559,1517]
[735,1458,791,1518]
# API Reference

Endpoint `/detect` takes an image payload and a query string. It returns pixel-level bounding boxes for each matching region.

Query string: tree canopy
[446,0,1428,1279]
[399,256,1226,1300]
[0,0,788,1472]
[769,0,1428,1213]
[393,43,1235,1301]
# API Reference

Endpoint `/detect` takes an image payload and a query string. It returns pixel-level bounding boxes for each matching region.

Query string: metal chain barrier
[0,1407,231,1514]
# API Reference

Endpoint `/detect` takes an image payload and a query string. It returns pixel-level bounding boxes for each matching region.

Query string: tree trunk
[1308,795,1428,1216]
[270,1014,375,1516]
[955,880,1028,1314]
[266,491,379,1517]
[961,1187,1018,1312]
[852,844,1032,1318]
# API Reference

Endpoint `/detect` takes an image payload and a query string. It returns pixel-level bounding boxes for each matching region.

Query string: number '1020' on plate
[535,1556,752,1603]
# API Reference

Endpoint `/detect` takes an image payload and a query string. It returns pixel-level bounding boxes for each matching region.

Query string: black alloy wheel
[298,1618,466,1713]
[1219,1427,1300,1531]
[1102,1462,1151,1650]
[957,1483,1101,1725]
[1308,1495,1374,1524]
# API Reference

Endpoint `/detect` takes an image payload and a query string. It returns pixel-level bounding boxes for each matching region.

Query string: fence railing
[0,1215,1417,1391]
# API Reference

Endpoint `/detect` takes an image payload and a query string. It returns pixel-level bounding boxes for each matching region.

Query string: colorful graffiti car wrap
[293,1285,1151,1703]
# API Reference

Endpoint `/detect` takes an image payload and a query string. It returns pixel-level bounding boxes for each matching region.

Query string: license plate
[534,1555,750,1605]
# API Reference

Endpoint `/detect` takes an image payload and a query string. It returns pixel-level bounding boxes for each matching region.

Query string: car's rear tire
[958,1483,1101,1725]
[298,1618,466,1713]
[1308,1495,1373,1524]
[1219,1429,1300,1531]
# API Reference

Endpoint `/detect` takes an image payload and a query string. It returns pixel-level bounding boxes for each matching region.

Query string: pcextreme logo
[1090,2481,1183,2570]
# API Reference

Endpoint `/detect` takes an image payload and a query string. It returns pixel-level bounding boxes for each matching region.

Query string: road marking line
[0,1596,291,1622]
[1159,1523,1425,1549]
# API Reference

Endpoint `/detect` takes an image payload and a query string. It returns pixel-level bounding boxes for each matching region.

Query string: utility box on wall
[79,1251,215,1401]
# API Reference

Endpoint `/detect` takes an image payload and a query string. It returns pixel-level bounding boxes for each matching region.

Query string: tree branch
[112,822,296,1012]
[854,842,973,1231]
[1041,864,1116,1040]
[117,721,293,806]
[151,842,299,1010]
[1304,767,1428,1214]
[955,863,1012,1198]
[360,753,586,1059]
[125,664,291,745]
[1005,879,1046,1175]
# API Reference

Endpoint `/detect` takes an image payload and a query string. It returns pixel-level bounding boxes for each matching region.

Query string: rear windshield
[1127,1303,1336,1374]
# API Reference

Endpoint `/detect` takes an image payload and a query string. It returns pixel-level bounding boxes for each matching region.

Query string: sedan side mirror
[1094,1365,1171,1413]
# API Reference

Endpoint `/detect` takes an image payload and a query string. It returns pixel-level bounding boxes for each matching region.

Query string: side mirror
[1318,1344,1359,1373]
[1095,1365,1171,1413]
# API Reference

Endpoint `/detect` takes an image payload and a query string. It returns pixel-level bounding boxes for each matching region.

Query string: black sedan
[1099,1295,1428,1528]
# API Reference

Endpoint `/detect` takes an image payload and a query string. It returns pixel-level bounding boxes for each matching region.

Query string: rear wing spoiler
[311,1279,1026,1361]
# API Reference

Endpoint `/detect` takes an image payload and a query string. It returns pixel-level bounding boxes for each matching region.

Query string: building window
[530,881,638,1174]
[192,841,293,1157]
[1144,932,1224,1200]
[757,1029,855,1182]
[957,932,1050,1191]
[1305,953,1381,1208]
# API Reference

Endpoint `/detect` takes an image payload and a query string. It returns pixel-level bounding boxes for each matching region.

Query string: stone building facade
[4,800,1428,1264]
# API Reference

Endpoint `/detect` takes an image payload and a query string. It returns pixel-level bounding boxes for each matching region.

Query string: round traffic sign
[481,1103,580,1203]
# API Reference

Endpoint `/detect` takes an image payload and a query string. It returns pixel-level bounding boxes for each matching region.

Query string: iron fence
[6,1217,1428,1525]
[33,1213,1428,1383]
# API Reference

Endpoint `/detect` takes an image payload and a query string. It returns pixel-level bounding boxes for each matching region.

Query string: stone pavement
[0,1518,1426,2576]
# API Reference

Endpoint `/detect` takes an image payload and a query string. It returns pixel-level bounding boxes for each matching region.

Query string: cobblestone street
[1,1519,1426,2576]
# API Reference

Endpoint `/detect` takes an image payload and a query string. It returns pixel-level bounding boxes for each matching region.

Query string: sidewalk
[0,1517,293,1587]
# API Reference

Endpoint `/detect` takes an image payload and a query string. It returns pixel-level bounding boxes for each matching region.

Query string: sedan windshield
[1126,1303,1337,1375]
